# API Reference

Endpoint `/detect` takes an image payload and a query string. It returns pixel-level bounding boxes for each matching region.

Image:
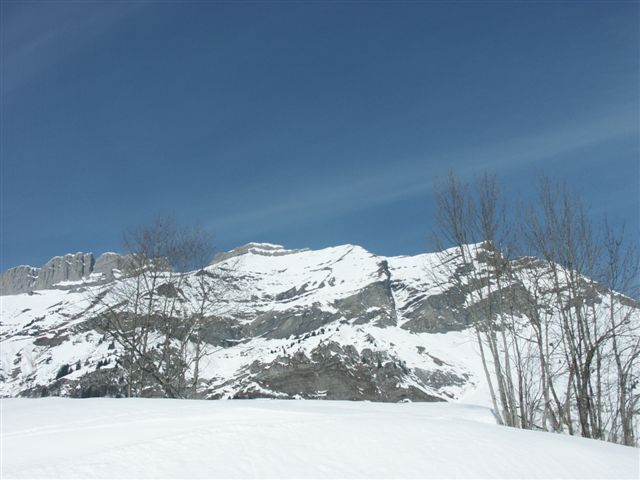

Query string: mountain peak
[211,242,309,264]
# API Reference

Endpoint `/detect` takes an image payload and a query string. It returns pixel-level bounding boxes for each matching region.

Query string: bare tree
[600,221,640,446]
[432,172,640,445]
[432,172,522,427]
[94,215,217,399]
[521,178,635,440]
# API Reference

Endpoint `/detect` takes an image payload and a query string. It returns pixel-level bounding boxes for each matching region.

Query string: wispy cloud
[207,105,637,240]
[2,2,150,97]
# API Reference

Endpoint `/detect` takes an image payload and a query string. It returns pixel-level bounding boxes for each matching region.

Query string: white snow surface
[1,398,637,479]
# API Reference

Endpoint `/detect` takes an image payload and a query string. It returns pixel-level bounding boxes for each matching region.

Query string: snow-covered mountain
[0,242,636,406]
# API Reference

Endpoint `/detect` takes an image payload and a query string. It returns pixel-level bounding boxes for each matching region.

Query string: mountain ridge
[0,251,131,295]
[1,241,637,424]
[1,242,480,401]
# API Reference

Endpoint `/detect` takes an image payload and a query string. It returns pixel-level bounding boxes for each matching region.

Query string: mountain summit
[1,242,637,410]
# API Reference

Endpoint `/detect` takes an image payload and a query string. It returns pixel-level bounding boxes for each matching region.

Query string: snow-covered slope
[2,398,637,479]
[1,242,638,412]
[1,243,486,402]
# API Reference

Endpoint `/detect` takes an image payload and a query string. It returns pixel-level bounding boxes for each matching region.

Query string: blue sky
[2,1,638,269]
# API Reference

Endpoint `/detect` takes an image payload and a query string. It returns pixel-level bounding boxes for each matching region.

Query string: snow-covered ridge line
[0,241,476,400]
[1,241,470,296]
[1,238,638,435]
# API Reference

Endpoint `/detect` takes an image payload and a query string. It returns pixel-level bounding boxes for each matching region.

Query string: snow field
[2,398,637,479]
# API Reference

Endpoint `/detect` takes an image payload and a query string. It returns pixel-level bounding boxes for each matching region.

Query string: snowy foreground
[1,398,638,479]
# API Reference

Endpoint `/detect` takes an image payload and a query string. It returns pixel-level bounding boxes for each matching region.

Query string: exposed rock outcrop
[229,342,444,402]
[94,252,130,280]
[34,253,95,290]
[0,265,39,296]
[211,243,308,265]
[1,252,128,295]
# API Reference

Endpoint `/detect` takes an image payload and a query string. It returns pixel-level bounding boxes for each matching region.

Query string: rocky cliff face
[0,265,39,296]
[34,253,94,290]
[1,242,635,404]
[0,252,126,295]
